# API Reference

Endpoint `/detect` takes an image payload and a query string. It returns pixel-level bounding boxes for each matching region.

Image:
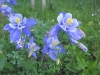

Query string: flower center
[20,41,24,46]
[66,18,73,25]
[15,17,20,23]
[51,40,58,46]
[30,43,36,51]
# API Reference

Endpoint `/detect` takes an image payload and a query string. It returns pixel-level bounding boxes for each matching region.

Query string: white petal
[57,13,63,23]
[9,23,17,29]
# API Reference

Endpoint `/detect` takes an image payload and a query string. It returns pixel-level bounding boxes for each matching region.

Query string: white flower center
[66,18,73,25]
[15,17,20,24]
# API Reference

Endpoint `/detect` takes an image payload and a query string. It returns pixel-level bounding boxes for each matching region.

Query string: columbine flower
[0,4,14,17]
[15,37,25,49]
[57,12,85,41]
[26,37,40,58]
[42,36,66,61]
[3,13,37,43]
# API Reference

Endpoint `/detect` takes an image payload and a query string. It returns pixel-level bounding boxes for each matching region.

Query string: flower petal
[9,23,17,29]
[32,52,36,58]
[60,47,66,53]
[58,12,66,16]
[22,26,31,36]
[20,17,26,25]
[35,46,40,50]
[3,24,10,30]
[68,36,78,44]
[67,29,83,40]
[66,27,77,32]
[25,18,37,27]
[57,13,64,24]
[64,13,72,19]
[15,14,23,21]
[69,19,80,27]
[49,24,61,37]
[29,37,34,43]
[9,15,17,23]
[48,50,56,61]
[43,36,48,44]
[10,29,20,43]
[41,45,49,54]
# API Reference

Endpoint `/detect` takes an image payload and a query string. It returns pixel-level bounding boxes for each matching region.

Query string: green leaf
[82,69,88,75]
[88,60,97,70]
[76,53,87,69]
[0,44,4,50]
[0,54,6,71]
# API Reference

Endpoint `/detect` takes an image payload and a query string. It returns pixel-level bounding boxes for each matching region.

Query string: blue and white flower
[42,36,66,61]
[26,37,40,58]
[3,13,37,43]
[57,12,85,41]
[0,4,14,17]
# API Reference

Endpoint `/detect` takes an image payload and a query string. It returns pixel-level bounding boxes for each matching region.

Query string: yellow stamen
[15,17,20,23]
[20,41,24,46]
[66,18,73,25]
[51,40,58,46]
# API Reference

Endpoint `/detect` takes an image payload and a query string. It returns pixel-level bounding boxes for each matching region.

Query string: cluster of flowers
[0,0,88,61]
[0,0,40,58]
[42,12,88,61]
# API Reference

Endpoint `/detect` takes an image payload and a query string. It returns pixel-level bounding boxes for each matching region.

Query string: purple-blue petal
[67,32,78,44]
[49,24,61,37]
[41,45,49,54]
[10,29,20,43]
[20,17,26,25]
[66,27,77,32]
[25,18,37,27]
[58,12,66,17]
[59,46,66,53]
[35,46,40,50]
[57,13,64,25]
[32,52,36,58]
[29,37,34,43]
[48,50,56,61]
[67,29,83,40]
[3,24,11,30]
[43,36,48,44]
[22,26,31,36]
[53,50,58,55]
[69,19,80,27]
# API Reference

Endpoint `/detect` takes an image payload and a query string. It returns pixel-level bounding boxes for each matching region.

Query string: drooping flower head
[26,37,40,58]
[15,36,25,49]
[0,4,14,17]
[57,12,85,41]
[42,35,66,61]
[3,13,37,43]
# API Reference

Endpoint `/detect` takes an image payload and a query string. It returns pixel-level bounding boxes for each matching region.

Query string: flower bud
[56,58,60,65]
[0,50,2,54]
